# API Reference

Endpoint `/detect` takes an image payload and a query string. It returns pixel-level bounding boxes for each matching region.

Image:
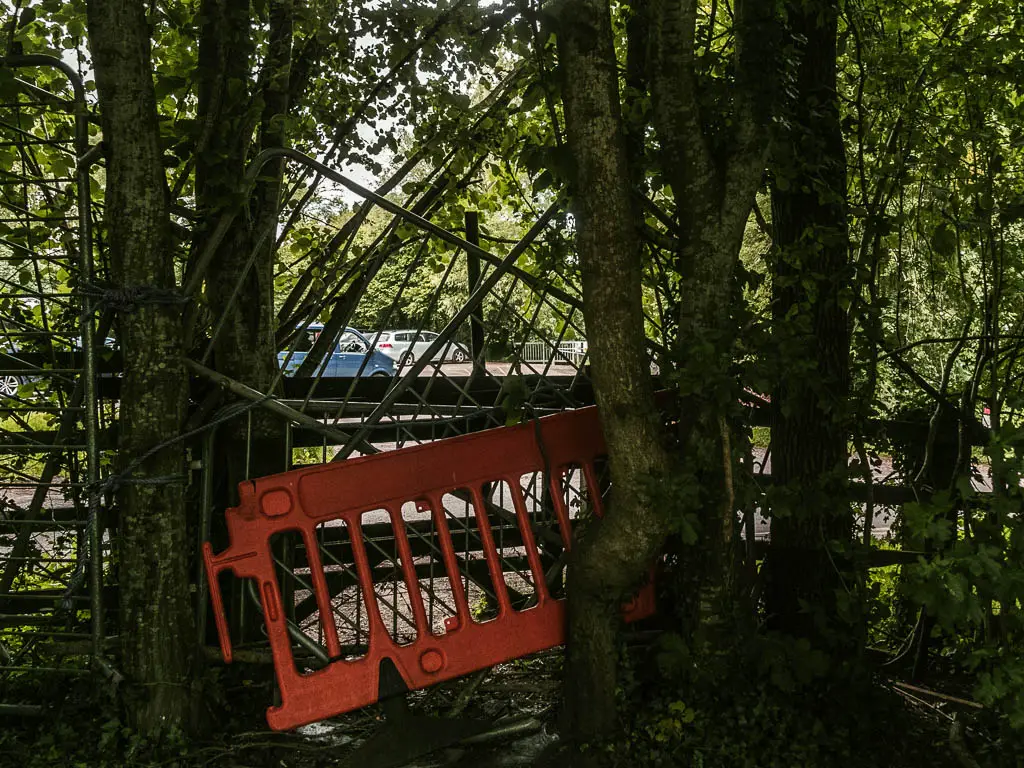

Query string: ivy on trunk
[766,0,854,643]
[553,0,780,748]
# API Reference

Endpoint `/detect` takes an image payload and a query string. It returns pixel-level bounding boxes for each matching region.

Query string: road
[404,361,582,377]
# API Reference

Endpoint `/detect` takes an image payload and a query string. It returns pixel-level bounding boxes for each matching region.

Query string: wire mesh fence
[181,143,669,664]
[0,56,108,713]
[0,57,672,710]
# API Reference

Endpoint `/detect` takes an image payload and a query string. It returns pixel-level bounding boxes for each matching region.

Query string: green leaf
[930,223,957,258]
[520,81,545,113]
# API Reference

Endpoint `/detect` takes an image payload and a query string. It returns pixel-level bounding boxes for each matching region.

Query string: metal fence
[0,54,943,730]
[0,56,108,716]
[0,52,664,718]
[187,146,634,652]
[521,339,587,367]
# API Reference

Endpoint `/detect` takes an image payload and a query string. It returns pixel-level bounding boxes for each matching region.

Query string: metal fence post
[465,211,485,375]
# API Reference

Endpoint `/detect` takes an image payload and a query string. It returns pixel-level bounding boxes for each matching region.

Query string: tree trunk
[646,0,778,641]
[552,0,780,742]
[85,0,196,738]
[192,0,293,509]
[188,0,296,648]
[555,0,673,745]
[765,0,853,641]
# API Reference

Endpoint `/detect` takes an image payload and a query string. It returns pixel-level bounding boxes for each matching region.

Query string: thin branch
[878,334,1024,362]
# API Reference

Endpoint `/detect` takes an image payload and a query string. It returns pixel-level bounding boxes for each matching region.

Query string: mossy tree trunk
[192,0,293,507]
[554,0,780,747]
[85,0,196,738]
[646,0,779,641]
[187,0,295,646]
[556,0,673,744]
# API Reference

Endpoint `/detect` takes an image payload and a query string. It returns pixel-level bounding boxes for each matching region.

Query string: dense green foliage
[3,0,1024,764]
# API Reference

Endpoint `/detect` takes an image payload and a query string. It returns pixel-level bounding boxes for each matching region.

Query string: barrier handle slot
[202,542,234,664]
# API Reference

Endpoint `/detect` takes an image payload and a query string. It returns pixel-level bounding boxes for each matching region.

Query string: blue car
[278,325,396,378]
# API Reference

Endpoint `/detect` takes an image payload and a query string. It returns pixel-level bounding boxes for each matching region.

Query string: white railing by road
[521,340,588,366]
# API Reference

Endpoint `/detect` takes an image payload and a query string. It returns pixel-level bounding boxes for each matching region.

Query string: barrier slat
[582,461,604,517]
[549,468,574,550]
[349,517,389,644]
[427,490,474,631]
[302,527,342,659]
[468,484,514,617]
[506,476,550,603]
[388,504,431,637]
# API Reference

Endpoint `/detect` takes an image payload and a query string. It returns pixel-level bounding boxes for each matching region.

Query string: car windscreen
[338,332,367,352]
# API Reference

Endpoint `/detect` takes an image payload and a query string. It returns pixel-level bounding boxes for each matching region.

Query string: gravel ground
[0,478,80,569]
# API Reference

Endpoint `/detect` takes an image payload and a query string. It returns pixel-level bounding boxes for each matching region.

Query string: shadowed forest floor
[1,640,991,768]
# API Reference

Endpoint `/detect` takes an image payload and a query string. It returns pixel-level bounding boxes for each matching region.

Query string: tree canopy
[2,0,1024,765]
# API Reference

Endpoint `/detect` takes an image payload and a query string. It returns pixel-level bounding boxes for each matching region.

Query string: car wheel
[451,349,468,363]
[0,375,21,398]
[403,352,415,366]
[371,371,391,378]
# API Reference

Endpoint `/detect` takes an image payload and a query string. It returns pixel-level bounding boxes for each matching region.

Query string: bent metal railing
[0,55,107,714]
[186,143,671,652]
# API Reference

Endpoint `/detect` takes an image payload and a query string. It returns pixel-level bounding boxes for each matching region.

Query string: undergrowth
[609,631,1004,768]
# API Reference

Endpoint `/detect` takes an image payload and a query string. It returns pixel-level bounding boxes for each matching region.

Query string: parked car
[278,325,396,378]
[370,329,470,365]
[0,334,118,399]
[1,327,33,399]
[0,369,20,398]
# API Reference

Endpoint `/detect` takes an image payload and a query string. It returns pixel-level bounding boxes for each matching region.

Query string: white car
[370,330,470,365]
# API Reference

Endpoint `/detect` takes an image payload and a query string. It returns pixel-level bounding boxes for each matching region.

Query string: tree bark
[623,0,650,189]
[192,0,293,510]
[193,0,261,395]
[555,0,673,745]
[553,0,780,744]
[646,0,778,639]
[766,0,853,640]
[85,0,196,738]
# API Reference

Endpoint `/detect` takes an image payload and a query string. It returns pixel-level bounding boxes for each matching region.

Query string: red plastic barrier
[203,405,655,731]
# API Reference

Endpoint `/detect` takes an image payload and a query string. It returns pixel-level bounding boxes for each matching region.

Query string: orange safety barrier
[203,404,655,731]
